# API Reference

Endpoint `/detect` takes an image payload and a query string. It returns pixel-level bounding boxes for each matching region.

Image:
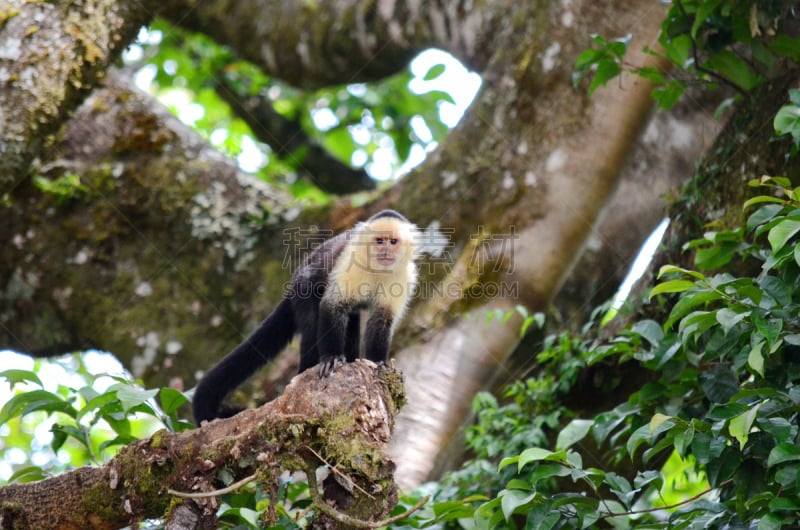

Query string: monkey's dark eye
[376,237,384,245]
[390,238,398,245]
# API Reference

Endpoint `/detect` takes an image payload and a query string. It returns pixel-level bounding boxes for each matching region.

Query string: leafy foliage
[388,174,800,529]
[130,21,455,190]
[0,353,191,483]
[774,88,800,156]
[575,1,799,109]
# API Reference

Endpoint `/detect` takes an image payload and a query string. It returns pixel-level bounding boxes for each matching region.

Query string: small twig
[167,473,257,499]
[301,444,375,500]
[305,463,430,529]
[603,479,734,517]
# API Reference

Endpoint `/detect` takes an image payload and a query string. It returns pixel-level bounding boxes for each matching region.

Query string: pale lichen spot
[210,315,224,327]
[503,172,515,189]
[546,148,567,173]
[0,38,22,61]
[132,331,160,377]
[72,248,89,265]
[542,42,561,72]
[135,281,153,297]
[166,340,183,355]
[586,232,603,252]
[441,170,458,188]
[525,171,538,186]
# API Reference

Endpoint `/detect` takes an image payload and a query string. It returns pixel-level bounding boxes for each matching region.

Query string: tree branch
[0,0,158,184]
[0,361,404,529]
[159,0,503,88]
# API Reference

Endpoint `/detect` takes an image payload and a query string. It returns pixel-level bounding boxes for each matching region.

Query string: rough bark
[160,0,506,88]
[0,0,158,184]
[550,86,726,333]
[0,361,404,530]
[0,70,297,390]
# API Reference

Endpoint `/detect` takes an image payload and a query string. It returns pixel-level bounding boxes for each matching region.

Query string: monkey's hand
[318,355,345,377]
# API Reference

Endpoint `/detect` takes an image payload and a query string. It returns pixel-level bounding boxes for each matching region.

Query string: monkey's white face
[352,216,418,274]
[371,232,402,268]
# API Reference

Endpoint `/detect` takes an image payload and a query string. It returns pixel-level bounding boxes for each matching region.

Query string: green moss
[382,366,407,411]
[150,429,168,449]
[81,483,122,523]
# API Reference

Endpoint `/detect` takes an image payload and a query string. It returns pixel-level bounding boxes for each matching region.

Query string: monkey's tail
[192,297,296,424]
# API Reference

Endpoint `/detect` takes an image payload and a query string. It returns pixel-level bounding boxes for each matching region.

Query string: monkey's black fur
[192,210,412,424]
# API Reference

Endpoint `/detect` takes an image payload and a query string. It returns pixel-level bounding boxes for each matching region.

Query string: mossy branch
[0,361,405,530]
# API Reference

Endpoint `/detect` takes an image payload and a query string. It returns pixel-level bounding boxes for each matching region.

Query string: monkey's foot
[318,355,345,377]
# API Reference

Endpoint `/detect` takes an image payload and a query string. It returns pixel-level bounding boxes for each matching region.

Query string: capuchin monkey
[192,210,419,424]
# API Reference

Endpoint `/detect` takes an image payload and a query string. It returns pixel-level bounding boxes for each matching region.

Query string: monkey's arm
[363,308,393,364]
[317,299,350,377]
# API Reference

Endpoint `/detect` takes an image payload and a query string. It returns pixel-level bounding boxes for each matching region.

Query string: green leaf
[696,241,741,270]
[706,50,761,91]
[651,80,686,110]
[556,419,593,450]
[767,443,800,467]
[626,423,652,458]
[422,63,446,81]
[767,218,800,254]
[649,413,672,433]
[7,466,47,484]
[662,34,692,67]
[632,320,663,346]
[768,36,800,61]
[774,104,800,139]
[109,384,159,413]
[77,390,119,420]
[757,514,785,530]
[743,195,787,212]
[0,390,76,425]
[159,388,189,415]
[748,341,765,377]
[752,312,782,349]
[691,0,723,38]
[716,307,749,334]
[50,423,88,452]
[729,402,761,450]
[589,59,621,96]
[678,310,719,342]
[665,289,722,329]
[700,364,738,404]
[604,472,634,508]
[657,264,706,280]
[769,497,800,512]
[649,279,696,299]
[500,489,537,521]
[516,448,554,472]
[746,204,784,235]
[0,369,43,388]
